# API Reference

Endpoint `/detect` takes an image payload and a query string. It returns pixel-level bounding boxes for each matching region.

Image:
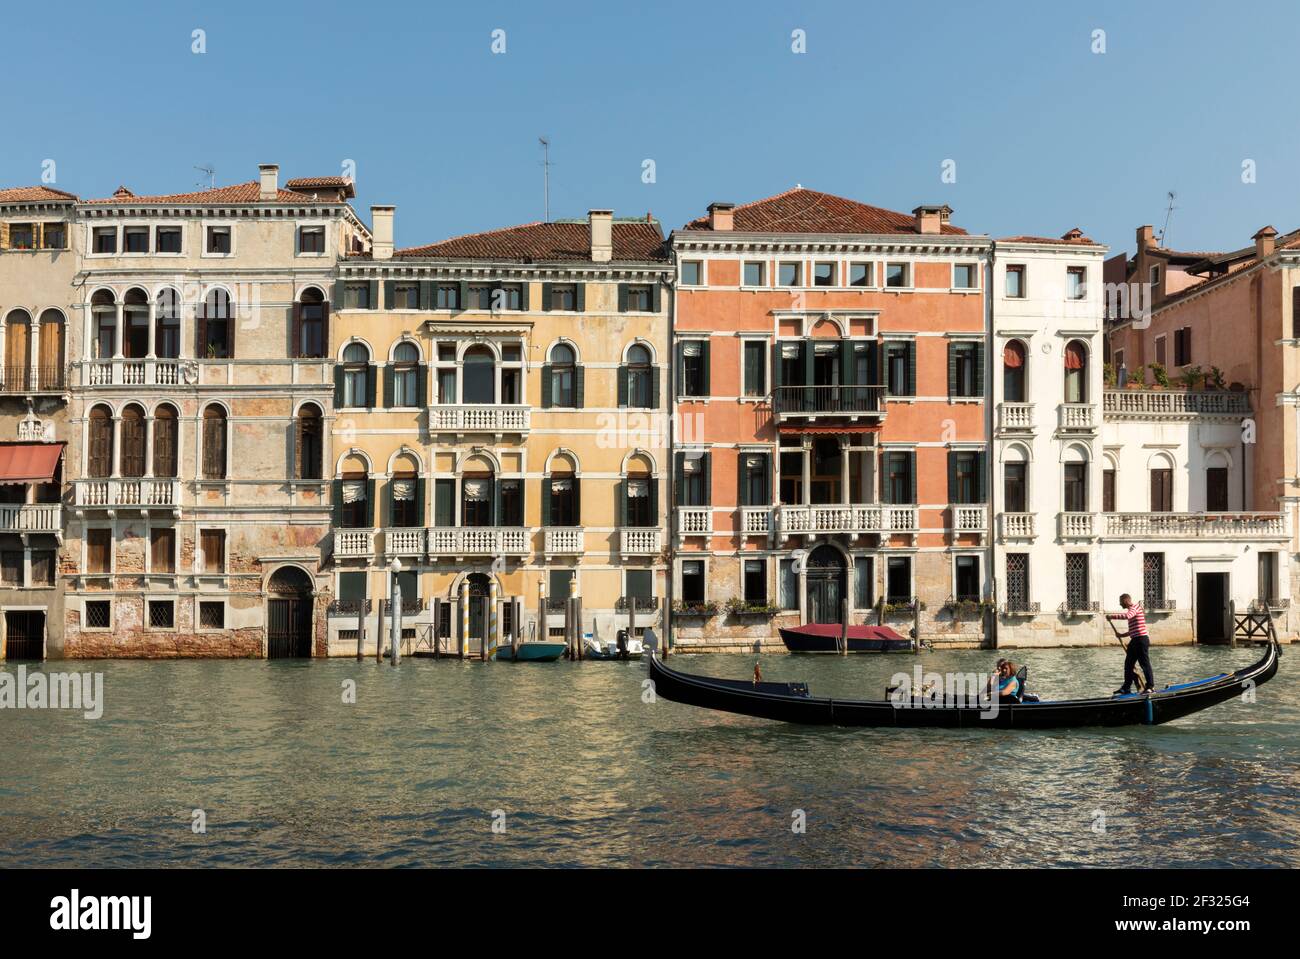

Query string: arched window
[199,289,233,359]
[1063,446,1088,513]
[120,404,146,477]
[1205,451,1229,512]
[338,459,372,529]
[1003,340,1026,403]
[462,345,496,405]
[4,309,32,391]
[296,404,323,480]
[1003,445,1028,513]
[91,290,117,359]
[545,454,580,527]
[38,309,65,390]
[295,288,327,358]
[153,404,179,478]
[1064,340,1088,404]
[87,404,113,478]
[341,343,371,408]
[388,454,422,528]
[389,342,421,407]
[1148,453,1173,513]
[202,405,227,480]
[547,343,576,408]
[123,288,149,359]
[621,454,657,528]
[155,289,180,359]
[622,344,653,409]
[461,464,495,528]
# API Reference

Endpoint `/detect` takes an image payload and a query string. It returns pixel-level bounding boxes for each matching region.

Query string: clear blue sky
[3,0,1297,257]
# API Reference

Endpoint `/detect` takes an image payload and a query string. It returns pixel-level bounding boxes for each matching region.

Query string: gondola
[645,639,1280,728]
[779,623,912,653]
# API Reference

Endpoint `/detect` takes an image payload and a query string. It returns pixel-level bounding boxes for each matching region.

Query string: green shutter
[366,479,376,527]
[416,364,428,406]
[333,365,345,407]
[616,479,626,527]
[674,452,685,499]
[575,283,585,312]
[761,453,770,504]
[651,283,661,313]
[331,479,344,527]
[702,451,712,506]
[947,342,957,397]
[540,365,553,408]
[908,452,917,505]
[651,366,662,408]
[947,451,957,503]
[738,451,749,507]
[573,365,585,408]
[435,479,453,526]
[382,364,395,407]
[617,366,629,407]
[542,283,553,311]
[542,478,552,527]
[906,342,917,396]
[976,450,987,504]
[840,340,854,386]
[385,478,394,527]
[650,478,660,519]
[519,282,530,311]
[701,340,711,395]
[573,476,581,523]
[367,281,378,310]
[419,280,433,310]
[332,279,346,306]
[973,342,986,398]
[383,280,396,310]
[414,477,426,525]
[618,284,629,312]
[458,281,469,310]
[366,364,378,408]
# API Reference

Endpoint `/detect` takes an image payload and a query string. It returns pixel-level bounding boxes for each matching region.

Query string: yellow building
[327,207,671,655]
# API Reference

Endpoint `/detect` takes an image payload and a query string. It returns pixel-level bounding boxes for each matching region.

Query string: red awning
[779,425,882,435]
[1003,342,1025,368]
[0,442,64,485]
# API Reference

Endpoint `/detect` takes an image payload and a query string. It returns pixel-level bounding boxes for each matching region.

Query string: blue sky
[3,0,1297,257]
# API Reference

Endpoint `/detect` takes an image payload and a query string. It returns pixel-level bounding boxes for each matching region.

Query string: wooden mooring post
[356,603,364,662]
[840,596,850,655]
[913,599,921,649]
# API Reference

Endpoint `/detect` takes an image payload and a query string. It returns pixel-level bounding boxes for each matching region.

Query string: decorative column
[29,319,40,391]
[143,416,155,479]
[113,302,124,359]
[110,416,122,479]
[489,576,499,653]
[840,436,851,505]
[460,579,469,656]
[0,314,7,389]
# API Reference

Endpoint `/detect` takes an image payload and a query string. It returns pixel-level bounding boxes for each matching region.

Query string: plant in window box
[673,599,718,616]
[1208,366,1226,391]
[724,597,779,616]
[1149,362,1169,389]
[1178,365,1204,390]
[881,598,921,616]
[1126,365,1146,390]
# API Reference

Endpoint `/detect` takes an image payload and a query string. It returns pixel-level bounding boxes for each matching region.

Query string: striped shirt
[1114,603,1148,639]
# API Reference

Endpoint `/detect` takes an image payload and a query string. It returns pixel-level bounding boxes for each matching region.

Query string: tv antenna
[539,137,551,221]
[1157,191,1176,247]
[195,165,216,190]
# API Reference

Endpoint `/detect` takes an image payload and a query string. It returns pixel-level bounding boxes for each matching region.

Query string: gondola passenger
[988,659,1022,703]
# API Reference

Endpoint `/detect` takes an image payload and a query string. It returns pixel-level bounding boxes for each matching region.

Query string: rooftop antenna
[1157,191,1176,247]
[194,165,216,190]
[539,137,551,222]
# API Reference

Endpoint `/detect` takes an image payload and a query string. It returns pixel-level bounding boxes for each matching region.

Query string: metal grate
[1065,554,1090,610]
[148,600,175,629]
[85,601,111,628]
[1142,553,1165,609]
[1006,554,1030,610]
[199,601,224,629]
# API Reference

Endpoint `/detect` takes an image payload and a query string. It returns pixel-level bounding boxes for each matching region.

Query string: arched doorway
[466,572,491,646]
[267,566,314,658]
[805,544,846,625]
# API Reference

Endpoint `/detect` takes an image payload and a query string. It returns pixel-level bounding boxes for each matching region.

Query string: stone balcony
[677,506,711,541]
[426,526,529,557]
[334,528,375,559]
[998,512,1036,540]
[74,478,181,513]
[543,527,584,555]
[1057,511,1096,539]
[619,527,661,556]
[0,502,62,536]
[1102,389,1250,420]
[427,404,529,435]
[775,504,917,542]
[383,527,426,558]
[1102,511,1289,541]
[1057,403,1097,432]
[81,359,189,388]
[740,507,772,537]
[951,504,988,539]
[996,402,1034,433]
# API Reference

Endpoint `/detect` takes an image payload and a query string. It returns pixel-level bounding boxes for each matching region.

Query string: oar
[1106,615,1147,692]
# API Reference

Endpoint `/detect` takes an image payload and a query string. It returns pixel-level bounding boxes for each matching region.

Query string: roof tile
[393,219,667,262]
[681,187,967,235]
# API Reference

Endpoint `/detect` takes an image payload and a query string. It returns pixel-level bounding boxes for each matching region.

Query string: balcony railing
[998,512,1036,539]
[951,505,987,534]
[427,526,529,556]
[619,527,661,555]
[334,528,375,558]
[776,504,917,537]
[740,507,771,536]
[997,402,1034,432]
[677,506,711,537]
[383,527,426,557]
[1058,512,1096,538]
[74,478,180,509]
[328,599,372,616]
[1103,512,1289,540]
[0,502,61,533]
[772,384,886,418]
[82,359,183,387]
[428,404,529,433]
[1058,600,1100,615]
[0,365,65,393]
[615,596,661,614]
[544,527,584,554]
[1103,389,1250,419]
[1058,403,1097,431]
[1000,600,1041,615]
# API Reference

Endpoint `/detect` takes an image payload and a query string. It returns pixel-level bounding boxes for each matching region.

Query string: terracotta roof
[286,176,356,198]
[998,228,1100,246]
[1154,228,1300,308]
[681,187,967,235]
[83,180,335,205]
[392,219,667,262]
[0,185,78,203]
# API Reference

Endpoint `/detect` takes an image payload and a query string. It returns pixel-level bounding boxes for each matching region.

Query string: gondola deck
[645,641,1280,728]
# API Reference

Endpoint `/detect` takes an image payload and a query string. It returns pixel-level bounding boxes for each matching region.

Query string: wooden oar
[1106,615,1147,692]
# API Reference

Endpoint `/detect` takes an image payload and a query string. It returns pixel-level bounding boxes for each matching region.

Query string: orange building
[669,189,992,650]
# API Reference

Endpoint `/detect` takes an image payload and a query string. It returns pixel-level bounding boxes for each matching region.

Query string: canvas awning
[0,442,64,485]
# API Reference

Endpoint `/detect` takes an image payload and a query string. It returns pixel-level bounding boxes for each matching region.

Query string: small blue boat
[489,640,568,662]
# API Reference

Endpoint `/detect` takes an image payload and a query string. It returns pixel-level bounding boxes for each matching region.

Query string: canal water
[1,644,1296,867]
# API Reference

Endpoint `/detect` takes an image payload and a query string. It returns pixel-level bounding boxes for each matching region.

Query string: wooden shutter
[416,363,428,405]
[541,283,553,311]
[575,283,585,312]
[947,450,957,503]
[153,413,177,478]
[651,283,661,313]
[366,364,378,408]
[319,299,329,358]
[384,280,396,310]
[290,302,302,358]
[973,342,985,397]
[367,281,379,311]
[975,450,987,504]
[700,340,711,395]
[702,451,712,506]
[519,282,530,311]
[203,410,227,479]
[1293,288,1300,339]
[332,279,346,306]
[617,284,629,312]
[88,411,112,477]
[906,342,917,396]
[573,365,585,408]
[573,477,581,524]
[649,478,660,519]
[540,365,553,408]
[457,281,469,309]
[365,479,376,527]
[907,452,917,505]
[331,480,344,528]
[333,365,346,406]
[947,342,958,397]
[615,479,626,527]
[382,364,395,407]
[196,297,209,359]
[121,413,145,477]
[151,528,175,573]
[542,478,552,527]
[617,366,629,407]
[652,366,662,408]
[226,299,236,358]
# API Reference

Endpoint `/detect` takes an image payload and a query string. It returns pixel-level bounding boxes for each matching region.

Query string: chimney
[371,205,395,260]
[912,204,949,235]
[1253,225,1278,260]
[589,209,613,262]
[707,202,735,231]
[258,163,279,200]
[1136,224,1155,251]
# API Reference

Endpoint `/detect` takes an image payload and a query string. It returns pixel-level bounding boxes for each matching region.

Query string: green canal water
[1,645,1297,867]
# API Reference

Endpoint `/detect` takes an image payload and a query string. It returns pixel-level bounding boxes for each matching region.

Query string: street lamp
[389,557,403,667]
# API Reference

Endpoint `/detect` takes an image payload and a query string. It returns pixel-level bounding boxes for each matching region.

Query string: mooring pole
[390,559,402,667]
[376,590,385,664]
[913,598,921,649]
[575,594,584,660]
[356,600,364,662]
[840,596,850,655]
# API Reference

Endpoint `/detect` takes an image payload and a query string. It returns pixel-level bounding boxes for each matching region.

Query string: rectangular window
[680,341,707,397]
[779,559,798,609]
[1065,554,1090,609]
[952,451,980,504]
[949,342,980,397]
[9,223,36,249]
[1143,553,1165,610]
[886,557,911,604]
[625,477,654,527]
[885,263,910,288]
[206,226,231,254]
[953,263,978,289]
[1067,266,1086,300]
[156,226,182,253]
[680,261,703,286]
[955,555,980,602]
[299,226,325,254]
[345,283,371,310]
[1,551,22,586]
[742,341,766,397]
[493,284,523,311]
[681,560,706,604]
[778,262,801,287]
[1004,462,1027,513]
[743,261,765,286]
[884,451,915,504]
[93,227,117,254]
[1206,467,1228,512]
[200,529,226,572]
[624,285,652,311]
[148,600,175,629]
[150,527,176,573]
[1063,463,1087,512]
[199,602,225,629]
[625,569,653,602]
[1258,552,1278,604]
[813,261,836,286]
[391,284,419,309]
[678,452,709,506]
[498,479,523,526]
[30,550,55,586]
[550,284,577,310]
[1102,468,1116,513]
[85,601,111,629]
[123,226,149,253]
[854,557,874,609]
[42,223,66,249]
[87,528,112,573]
[1005,265,1025,298]
[1006,554,1030,611]
[848,262,873,287]
[884,342,913,396]
[548,569,572,606]
[435,284,461,310]
[1174,327,1191,366]
[739,453,768,506]
[1150,468,1172,512]
[743,559,766,605]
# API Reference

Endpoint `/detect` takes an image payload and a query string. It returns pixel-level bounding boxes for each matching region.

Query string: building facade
[669,190,993,650]
[328,207,671,656]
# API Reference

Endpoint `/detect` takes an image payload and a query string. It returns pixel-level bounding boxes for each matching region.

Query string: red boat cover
[785,624,906,641]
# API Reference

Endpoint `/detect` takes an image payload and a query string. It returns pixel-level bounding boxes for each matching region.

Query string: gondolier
[1107,594,1154,695]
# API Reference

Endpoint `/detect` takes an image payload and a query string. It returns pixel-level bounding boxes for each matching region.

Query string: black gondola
[646,641,1280,728]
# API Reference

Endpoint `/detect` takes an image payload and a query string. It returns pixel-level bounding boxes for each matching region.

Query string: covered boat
[490,640,568,662]
[645,641,1280,728]
[779,623,912,653]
